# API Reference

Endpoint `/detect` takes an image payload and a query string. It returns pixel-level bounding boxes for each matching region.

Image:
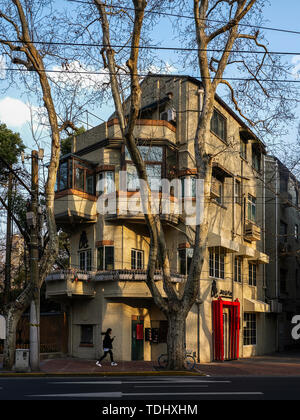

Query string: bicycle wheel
[184,355,195,370]
[158,354,168,368]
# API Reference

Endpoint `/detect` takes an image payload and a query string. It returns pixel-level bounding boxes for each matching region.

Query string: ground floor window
[97,246,114,270]
[80,325,94,345]
[243,313,257,345]
[79,249,92,271]
[131,249,144,269]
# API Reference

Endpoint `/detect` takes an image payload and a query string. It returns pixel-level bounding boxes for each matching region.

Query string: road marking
[28,392,123,398]
[28,391,263,398]
[134,385,209,388]
[124,392,264,397]
[50,381,122,385]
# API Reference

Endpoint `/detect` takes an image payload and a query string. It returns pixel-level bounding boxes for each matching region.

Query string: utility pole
[4,171,13,305]
[28,150,40,371]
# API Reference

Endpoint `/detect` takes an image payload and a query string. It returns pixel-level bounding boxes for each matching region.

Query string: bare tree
[0,0,82,370]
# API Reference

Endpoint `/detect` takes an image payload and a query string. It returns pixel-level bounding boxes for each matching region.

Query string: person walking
[96,328,118,367]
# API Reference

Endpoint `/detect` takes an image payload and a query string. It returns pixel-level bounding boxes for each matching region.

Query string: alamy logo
[291,315,300,340]
[96,172,205,226]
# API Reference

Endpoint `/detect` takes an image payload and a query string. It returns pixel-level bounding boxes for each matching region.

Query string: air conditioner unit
[160,108,176,122]
[244,223,261,241]
[270,300,283,313]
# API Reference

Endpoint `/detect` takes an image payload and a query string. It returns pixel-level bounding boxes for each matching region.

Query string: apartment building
[45,75,276,362]
[265,156,300,351]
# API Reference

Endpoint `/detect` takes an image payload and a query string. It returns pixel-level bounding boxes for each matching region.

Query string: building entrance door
[131,316,144,360]
[223,308,231,360]
[213,298,240,361]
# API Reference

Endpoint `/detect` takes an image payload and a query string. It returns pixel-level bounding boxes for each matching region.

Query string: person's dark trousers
[98,350,114,363]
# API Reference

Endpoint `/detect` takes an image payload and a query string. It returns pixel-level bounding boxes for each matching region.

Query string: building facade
[46,75,277,362]
[265,156,300,351]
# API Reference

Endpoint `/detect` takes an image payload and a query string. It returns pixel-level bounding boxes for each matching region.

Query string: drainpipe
[196,86,205,364]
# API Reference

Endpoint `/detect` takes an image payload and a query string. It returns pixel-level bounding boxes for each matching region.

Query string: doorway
[131,316,144,360]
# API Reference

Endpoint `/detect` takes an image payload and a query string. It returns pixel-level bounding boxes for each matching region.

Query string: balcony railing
[94,269,186,283]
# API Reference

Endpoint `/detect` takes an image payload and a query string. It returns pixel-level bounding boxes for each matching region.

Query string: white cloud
[0,97,32,127]
[291,55,300,79]
[48,61,110,90]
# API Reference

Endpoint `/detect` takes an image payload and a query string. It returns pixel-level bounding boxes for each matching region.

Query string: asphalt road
[1,375,300,401]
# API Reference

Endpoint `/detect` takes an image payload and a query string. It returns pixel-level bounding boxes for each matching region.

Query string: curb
[0,370,206,377]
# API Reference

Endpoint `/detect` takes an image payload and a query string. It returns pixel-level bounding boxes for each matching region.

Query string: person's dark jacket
[103,334,114,349]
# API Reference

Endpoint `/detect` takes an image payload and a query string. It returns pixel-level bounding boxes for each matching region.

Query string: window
[131,249,144,269]
[125,146,163,192]
[234,257,242,283]
[181,177,197,198]
[86,174,94,195]
[209,248,225,279]
[211,109,226,142]
[75,166,85,191]
[240,140,247,160]
[252,144,261,172]
[211,176,223,205]
[59,161,68,190]
[80,325,93,345]
[79,249,92,271]
[243,313,256,345]
[178,248,193,275]
[280,221,288,243]
[249,262,257,286]
[97,246,114,270]
[247,194,256,223]
[97,171,115,195]
[235,180,242,205]
[280,176,288,193]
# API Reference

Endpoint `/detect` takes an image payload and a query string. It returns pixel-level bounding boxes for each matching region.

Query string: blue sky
[0,0,299,158]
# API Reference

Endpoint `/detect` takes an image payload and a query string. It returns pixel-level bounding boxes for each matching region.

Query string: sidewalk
[2,351,300,376]
[199,351,300,376]
[0,357,204,376]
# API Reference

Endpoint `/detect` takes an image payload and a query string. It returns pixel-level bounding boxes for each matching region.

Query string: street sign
[0,315,5,339]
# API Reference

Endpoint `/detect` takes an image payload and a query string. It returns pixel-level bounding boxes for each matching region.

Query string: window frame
[243,313,257,346]
[80,324,94,346]
[248,262,257,286]
[210,109,227,143]
[131,248,144,270]
[178,248,194,275]
[247,194,256,223]
[97,246,114,271]
[209,247,225,279]
[125,145,163,192]
[234,256,242,283]
[79,249,92,271]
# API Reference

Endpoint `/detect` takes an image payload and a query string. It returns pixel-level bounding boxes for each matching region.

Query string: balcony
[45,268,185,300]
[244,222,261,242]
[103,191,180,225]
[94,269,186,283]
[45,269,96,299]
[54,154,98,225]
[55,189,97,225]
[107,118,176,144]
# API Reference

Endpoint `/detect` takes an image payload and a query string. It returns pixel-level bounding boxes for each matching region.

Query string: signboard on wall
[0,315,6,340]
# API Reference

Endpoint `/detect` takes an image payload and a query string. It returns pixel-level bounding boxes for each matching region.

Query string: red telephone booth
[212,298,240,361]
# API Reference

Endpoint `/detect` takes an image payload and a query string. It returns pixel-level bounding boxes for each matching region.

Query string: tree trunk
[166,311,187,370]
[3,307,22,370]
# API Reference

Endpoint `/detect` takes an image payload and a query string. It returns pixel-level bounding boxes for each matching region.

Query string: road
[0,375,300,401]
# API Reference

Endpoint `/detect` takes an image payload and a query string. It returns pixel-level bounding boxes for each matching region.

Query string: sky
[0,0,300,159]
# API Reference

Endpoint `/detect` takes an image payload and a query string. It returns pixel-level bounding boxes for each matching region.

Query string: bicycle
[157,349,196,370]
